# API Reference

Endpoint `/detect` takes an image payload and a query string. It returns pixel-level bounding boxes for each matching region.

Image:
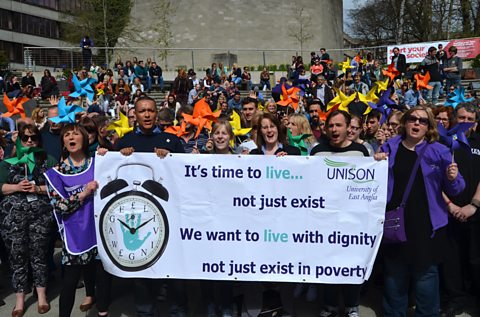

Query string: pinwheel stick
[452,151,455,164]
[24,163,28,180]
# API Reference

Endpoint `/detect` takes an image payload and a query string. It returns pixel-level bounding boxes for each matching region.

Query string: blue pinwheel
[368,88,398,124]
[49,97,84,124]
[438,122,474,155]
[444,86,474,109]
[69,74,97,101]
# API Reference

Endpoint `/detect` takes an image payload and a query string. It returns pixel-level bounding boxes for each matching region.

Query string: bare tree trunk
[472,0,480,33]
[460,0,472,35]
[446,0,454,39]
[396,0,406,44]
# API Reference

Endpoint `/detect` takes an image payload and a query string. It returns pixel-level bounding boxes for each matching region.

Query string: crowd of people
[0,45,479,317]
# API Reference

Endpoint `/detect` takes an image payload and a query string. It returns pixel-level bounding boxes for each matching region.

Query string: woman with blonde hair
[375,105,465,316]
[287,113,318,155]
[264,99,277,115]
[31,107,47,130]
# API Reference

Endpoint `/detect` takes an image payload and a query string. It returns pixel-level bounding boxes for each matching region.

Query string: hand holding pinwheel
[49,97,84,124]
[437,122,474,155]
[5,138,44,173]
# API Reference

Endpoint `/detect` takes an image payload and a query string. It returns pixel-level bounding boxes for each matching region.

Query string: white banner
[387,41,449,63]
[94,153,388,284]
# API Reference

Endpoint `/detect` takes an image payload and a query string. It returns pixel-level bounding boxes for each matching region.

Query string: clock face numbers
[100,191,169,271]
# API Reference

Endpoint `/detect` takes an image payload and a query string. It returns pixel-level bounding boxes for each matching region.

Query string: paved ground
[0,252,478,317]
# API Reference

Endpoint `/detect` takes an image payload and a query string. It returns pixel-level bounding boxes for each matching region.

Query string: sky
[343,0,367,31]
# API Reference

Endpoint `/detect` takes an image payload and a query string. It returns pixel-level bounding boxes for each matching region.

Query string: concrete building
[6,0,343,71]
[115,0,343,71]
[0,0,81,69]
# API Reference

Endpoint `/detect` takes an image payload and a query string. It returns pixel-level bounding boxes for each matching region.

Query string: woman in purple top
[44,123,103,317]
[375,106,465,317]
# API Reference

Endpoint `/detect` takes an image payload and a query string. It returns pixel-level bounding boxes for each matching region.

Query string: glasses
[387,122,399,128]
[21,134,39,142]
[406,115,429,126]
[350,126,361,131]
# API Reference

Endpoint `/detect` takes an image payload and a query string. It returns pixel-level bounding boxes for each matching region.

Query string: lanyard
[67,156,88,173]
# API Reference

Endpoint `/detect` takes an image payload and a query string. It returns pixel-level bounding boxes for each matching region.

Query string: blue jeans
[383,259,440,317]
[152,76,164,90]
[232,77,241,85]
[426,81,441,104]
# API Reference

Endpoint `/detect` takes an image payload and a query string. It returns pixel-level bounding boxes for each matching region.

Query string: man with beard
[307,100,327,143]
[442,103,480,317]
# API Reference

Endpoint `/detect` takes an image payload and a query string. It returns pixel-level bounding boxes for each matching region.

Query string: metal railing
[23,45,389,72]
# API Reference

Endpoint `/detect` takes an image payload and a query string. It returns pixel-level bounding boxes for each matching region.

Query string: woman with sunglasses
[0,124,57,316]
[375,106,465,316]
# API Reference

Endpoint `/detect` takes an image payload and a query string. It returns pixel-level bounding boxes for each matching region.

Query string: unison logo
[323,158,375,183]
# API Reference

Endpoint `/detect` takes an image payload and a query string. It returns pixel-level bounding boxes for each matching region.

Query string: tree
[288,2,314,56]
[347,0,480,46]
[121,0,176,68]
[60,0,133,65]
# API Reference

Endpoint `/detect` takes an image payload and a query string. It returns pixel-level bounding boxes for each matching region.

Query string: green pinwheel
[5,138,44,173]
[287,129,312,156]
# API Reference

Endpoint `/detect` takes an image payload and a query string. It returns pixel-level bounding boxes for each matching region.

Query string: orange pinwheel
[382,63,400,82]
[182,98,221,139]
[2,94,29,118]
[316,106,336,122]
[414,72,433,91]
[165,120,188,137]
[276,84,301,110]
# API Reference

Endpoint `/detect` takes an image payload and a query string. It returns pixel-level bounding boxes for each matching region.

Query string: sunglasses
[406,115,429,126]
[21,134,39,142]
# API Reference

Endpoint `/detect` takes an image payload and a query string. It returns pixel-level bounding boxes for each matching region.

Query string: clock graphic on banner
[99,163,169,272]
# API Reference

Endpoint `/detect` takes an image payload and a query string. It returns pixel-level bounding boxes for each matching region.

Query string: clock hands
[118,216,154,234]
[118,219,136,234]
[134,217,154,231]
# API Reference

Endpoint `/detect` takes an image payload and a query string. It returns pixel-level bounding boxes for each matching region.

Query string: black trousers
[59,261,95,317]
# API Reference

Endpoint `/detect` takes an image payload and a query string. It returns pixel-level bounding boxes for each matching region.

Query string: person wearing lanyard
[0,124,57,316]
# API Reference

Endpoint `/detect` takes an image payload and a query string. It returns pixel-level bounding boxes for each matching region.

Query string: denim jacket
[381,136,465,233]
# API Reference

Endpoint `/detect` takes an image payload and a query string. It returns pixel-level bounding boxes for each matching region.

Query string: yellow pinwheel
[373,78,389,94]
[365,88,379,104]
[107,112,133,138]
[355,92,373,115]
[327,88,355,111]
[338,58,355,74]
[229,111,251,147]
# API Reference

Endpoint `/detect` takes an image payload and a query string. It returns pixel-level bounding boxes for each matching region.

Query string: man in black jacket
[148,62,164,92]
[421,46,442,104]
[312,75,334,110]
[391,47,407,76]
[443,103,480,317]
